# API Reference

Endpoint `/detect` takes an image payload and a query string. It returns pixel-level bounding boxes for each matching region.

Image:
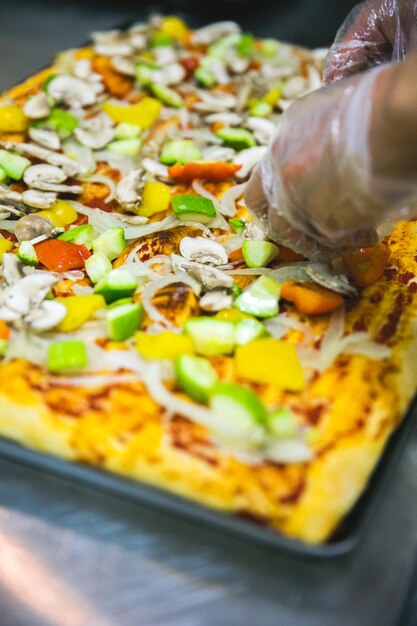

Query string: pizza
[0,15,415,545]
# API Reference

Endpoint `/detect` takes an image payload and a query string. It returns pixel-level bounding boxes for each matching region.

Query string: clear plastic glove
[245,53,417,259]
[324,0,417,84]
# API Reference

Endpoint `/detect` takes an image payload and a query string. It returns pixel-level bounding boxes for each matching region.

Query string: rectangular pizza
[0,15,415,544]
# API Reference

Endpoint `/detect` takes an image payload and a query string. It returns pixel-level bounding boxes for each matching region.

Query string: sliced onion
[72,283,94,295]
[61,270,85,281]
[141,274,199,328]
[62,138,95,175]
[77,174,117,204]
[217,234,244,254]
[266,439,313,464]
[0,220,17,231]
[192,179,220,211]
[220,182,246,217]
[227,268,272,275]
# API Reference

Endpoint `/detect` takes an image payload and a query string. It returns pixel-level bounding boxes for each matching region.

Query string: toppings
[102,98,162,128]
[0,106,28,133]
[215,128,256,151]
[234,275,281,318]
[179,236,228,265]
[34,239,90,272]
[175,355,218,403]
[136,331,194,360]
[107,302,142,341]
[0,149,31,180]
[172,194,217,223]
[280,281,344,316]
[136,181,171,217]
[209,382,266,441]
[59,224,95,248]
[56,294,105,331]
[47,340,88,373]
[235,339,305,390]
[160,139,201,165]
[94,267,138,303]
[92,226,126,261]
[242,240,279,268]
[343,244,390,287]
[85,251,112,283]
[17,241,38,266]
[150,83,184,108]
[15,214,54,242]
[46,75,99,108]
[168,162,241,183]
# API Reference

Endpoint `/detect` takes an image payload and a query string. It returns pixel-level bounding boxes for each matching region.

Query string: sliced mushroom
[23,92,51,119]
[233,146,267,180]
[91,29,121,44]
[193,90,237,113]
[242,222,266,241]
[305,263,357,296]
[15,214,55,242]
[201,146,236,162]
[28,127,61,151]
[142,158,171,182]
[73,59,93,80]
[21,189,57,210]
[245,117,276,145]
[180,237,228,266]
[74,113,115,150]
[172,256,234,291]
[95,41,133,57]
[200,289,233,312]
[129,33,147,51]
[204,112,242,126]
[47,75,98,108]
[228,51,250,75]
[23,164,81,194]
[111,56,136,76]
[0,186,23,203]
[192,21,241,45]
[116,169,144,209]
[153,46,177,66]
[25,300,67,331]
[2,253,25,285]
[151,63,186,86]
[0,142,80,177]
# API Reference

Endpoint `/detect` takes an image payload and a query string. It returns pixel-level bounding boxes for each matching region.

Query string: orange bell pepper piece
[229,247,244,262]
[0,321,10,340]
[281,280,344,316]
[92,56,133,98]
[168,161,242,183]
[342,244,390,287]
[35,240,91,272]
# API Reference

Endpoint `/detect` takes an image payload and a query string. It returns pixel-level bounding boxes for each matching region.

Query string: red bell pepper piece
[168,161,242,183]
[342,244,390,287]
[35,240,91,272]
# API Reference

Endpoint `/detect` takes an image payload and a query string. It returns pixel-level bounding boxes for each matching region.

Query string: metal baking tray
[0,394,415,559]
[1,21,416,559]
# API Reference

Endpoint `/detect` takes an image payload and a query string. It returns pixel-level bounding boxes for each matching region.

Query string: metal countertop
[0,2,417,624]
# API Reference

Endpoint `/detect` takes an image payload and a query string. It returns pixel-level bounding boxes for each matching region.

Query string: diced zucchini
[114,123,141,140]
[150,83,184,108]
[107,302,142,341]
[185,317,235,356]
[0,165,7,182]
[242,240,279,268]
[0,339,8,357]
[107,138,142,157]
[266,407,298,439]
[208,33,240,58]
[150,32,174,48]
[171,194,217,224]
[249,100,272,117]
[134,61,158,86]
[47,340,88,374]
[0,149,31,180]
[259,38,279,58]
[85,251,112,284]
[194,66,216,88]
[209,382,266,438]
[234,275,281,318]
[234,318,267,345]
[229,218,245,234]
[107,297,133,309]
[33,108,79,138]
[17,241,38,266]
[92,226,126,261]
[94,268,138,303]
[175,354,218,403]
[59,224,95,249]
[236,34,255,57]
[160,139,201,165]
[215,127,256,151]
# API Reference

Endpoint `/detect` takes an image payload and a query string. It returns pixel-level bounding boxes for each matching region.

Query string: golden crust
[1,63,417,543]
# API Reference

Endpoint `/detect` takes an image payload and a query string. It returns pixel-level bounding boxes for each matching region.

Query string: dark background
[0,0,357,91]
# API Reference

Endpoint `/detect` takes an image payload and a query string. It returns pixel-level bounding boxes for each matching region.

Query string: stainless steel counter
[0,2,416,624]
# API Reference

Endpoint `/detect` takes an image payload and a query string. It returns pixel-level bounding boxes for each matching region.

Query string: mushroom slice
[172,256,234,291]
[2,253,25,285]
[242,222,266,241]
[23,92,51,119]
[0,186,24,203]
[233,146,267,180]
[111,56,136,76]
[305,263,358,296]
[192,21,241,45]
[204,112,242,126]
[25,300,67,331]
[228,51,250,75]
[94,41,133,57]
[23,164,81,194]
[47,75,98,108]
[91,29,121,44]
[142,158,171,182]
[151,63,186,86]
[0,142,80,177]
[74,113,115,150]
[116,169,144,209]
[193,90,237,113]
[28,127,61,151]
[15,214,55,242]
[200,289,233,312]
[179,237,228,266]
[201,146,236,162]
[21,190,57,210]
[153,46,177,65]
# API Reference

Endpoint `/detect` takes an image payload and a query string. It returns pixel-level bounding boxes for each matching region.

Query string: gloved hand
[324,0,417,84]
[245,52,417,259]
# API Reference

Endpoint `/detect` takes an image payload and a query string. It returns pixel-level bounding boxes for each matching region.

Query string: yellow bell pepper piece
[55,295,105,332]
[235,338,305,391]
[160,16,189,40]
[136,331,194,360]
[102,98,162,129]
[136,181,171,217]
[263,84,284,107]
[215,309,253,322]
[0,238,13,259]
[0,106,28,132]
[36,210,64,227]
[52,200,78,226]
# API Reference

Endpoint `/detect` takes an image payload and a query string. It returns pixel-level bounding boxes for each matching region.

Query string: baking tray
[1,21,416,560]
[0,393,415,559]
